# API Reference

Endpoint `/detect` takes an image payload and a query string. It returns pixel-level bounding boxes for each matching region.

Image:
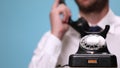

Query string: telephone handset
[59,0,90,37]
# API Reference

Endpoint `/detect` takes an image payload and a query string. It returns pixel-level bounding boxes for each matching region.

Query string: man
[29,0,120,68]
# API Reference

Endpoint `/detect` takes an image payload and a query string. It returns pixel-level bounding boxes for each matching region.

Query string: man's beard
[75,0,108,13]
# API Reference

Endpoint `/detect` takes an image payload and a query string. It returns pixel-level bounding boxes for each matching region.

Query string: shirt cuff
[44,33,62,57]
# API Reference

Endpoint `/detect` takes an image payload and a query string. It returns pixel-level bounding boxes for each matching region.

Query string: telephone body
[58,0,118,67]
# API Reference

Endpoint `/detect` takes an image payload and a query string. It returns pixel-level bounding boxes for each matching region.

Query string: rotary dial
[80,34,106,50]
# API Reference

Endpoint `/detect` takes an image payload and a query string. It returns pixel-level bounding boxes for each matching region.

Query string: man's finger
[52,0,60,9]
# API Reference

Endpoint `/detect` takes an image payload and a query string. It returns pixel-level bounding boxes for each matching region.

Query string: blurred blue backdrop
[0,0,120,68]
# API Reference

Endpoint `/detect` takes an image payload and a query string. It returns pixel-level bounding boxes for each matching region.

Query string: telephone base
[69,54,117,67]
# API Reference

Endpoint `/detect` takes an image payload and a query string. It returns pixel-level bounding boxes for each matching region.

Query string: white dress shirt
[29,9,120,68]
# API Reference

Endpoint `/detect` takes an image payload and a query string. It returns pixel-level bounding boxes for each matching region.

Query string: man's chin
[78,1,108,13]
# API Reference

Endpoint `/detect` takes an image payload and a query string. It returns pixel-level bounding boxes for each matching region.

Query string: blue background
[0,0,120,68]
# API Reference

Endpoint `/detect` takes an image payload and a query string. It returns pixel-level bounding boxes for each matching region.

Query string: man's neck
[80,6,109,25]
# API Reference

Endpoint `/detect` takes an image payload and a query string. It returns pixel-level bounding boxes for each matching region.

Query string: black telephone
[59,0,118,67]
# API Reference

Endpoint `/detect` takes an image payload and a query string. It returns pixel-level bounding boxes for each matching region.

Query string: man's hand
[50,0,71,40]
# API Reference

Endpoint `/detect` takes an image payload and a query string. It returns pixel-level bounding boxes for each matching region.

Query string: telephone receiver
[59,0,90,36]
[59,0,110,38]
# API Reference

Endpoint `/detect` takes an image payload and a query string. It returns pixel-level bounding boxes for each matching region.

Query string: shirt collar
[87,9,116,34]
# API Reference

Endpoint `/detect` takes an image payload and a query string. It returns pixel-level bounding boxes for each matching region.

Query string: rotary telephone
[58,0,118,67]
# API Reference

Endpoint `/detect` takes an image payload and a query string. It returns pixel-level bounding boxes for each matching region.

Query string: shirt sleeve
[29,31,62,68]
